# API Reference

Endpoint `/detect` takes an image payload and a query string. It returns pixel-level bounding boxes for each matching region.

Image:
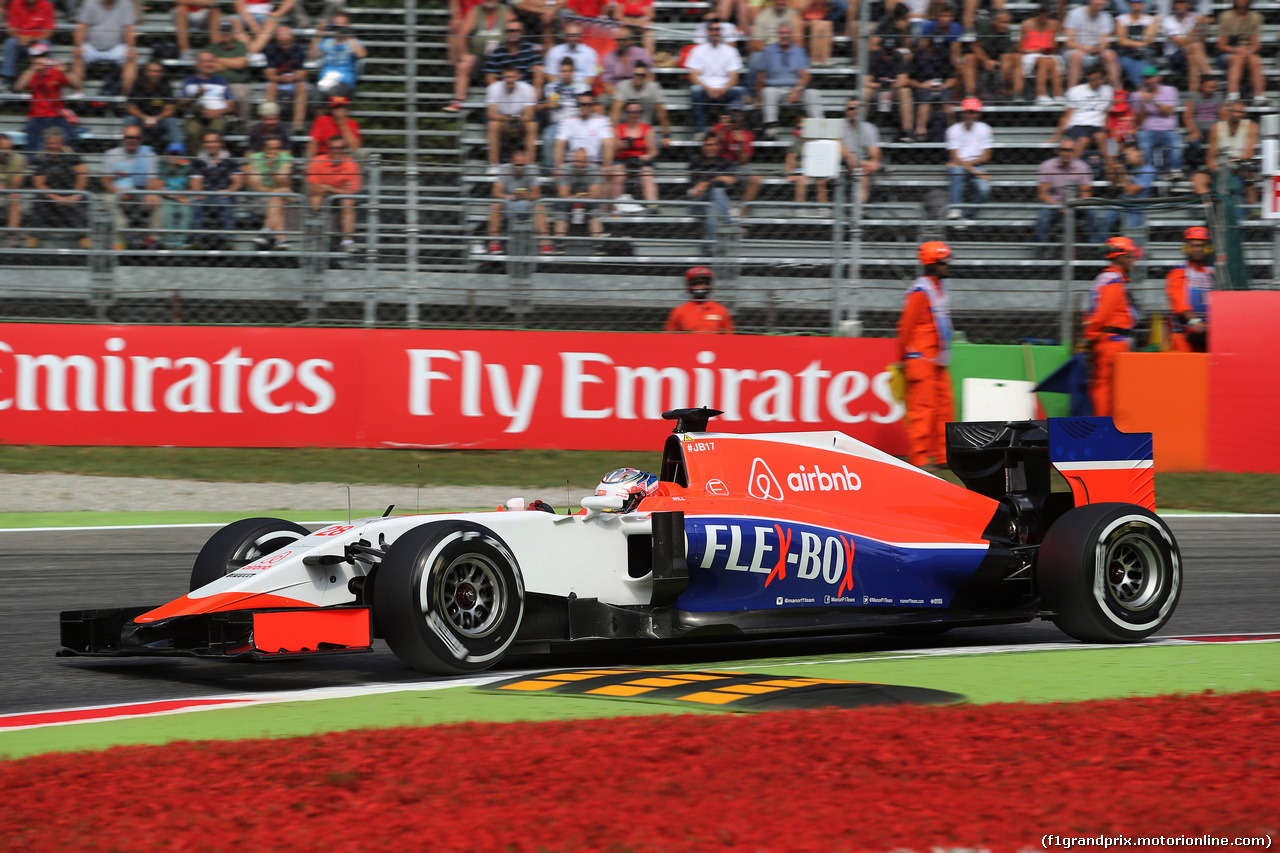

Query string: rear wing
[946,417,1154,512]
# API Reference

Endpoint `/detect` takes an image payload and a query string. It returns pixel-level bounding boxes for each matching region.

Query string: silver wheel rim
[1104,523,1166,613]
[437,552,505,639]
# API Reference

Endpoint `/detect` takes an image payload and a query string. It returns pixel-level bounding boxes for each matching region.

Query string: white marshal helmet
[594,467,659,512]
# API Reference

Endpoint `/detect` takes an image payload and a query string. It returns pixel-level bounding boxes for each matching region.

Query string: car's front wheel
[1037,503,1181,643]
[190,517,311,591]
[373,521,525,675]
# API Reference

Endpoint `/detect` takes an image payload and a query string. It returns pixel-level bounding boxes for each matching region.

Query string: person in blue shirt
[1103,140,1156,236]
[178,51,235,151]
[101,125,161,247]
[308,13,366,95]
[756,24,822,133]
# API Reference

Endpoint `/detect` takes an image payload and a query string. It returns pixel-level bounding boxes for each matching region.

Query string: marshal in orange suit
[1165,226,1213,353]
[896,241,956,469]
[664,267,735,333]
[1083,236,1140,417]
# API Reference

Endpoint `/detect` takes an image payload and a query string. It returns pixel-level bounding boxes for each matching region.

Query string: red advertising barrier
[1207,292,1280,473]
[0,324,906,452]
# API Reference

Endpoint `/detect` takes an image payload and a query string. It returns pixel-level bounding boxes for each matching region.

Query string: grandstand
[0,0,1276,338]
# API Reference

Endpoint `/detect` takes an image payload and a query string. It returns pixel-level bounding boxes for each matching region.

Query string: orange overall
[663,300,735,333]
[1165,260,1213,353]
[1083,266,1137,417]
[897,276,954,467]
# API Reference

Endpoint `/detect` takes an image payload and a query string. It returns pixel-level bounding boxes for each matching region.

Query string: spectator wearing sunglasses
[608,61,670,147]
[685,21,745,135]
[600,26,652,96]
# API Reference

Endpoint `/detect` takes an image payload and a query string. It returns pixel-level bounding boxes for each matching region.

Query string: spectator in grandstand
[541,58,590,167]
[510,0,565,51]
[841,97,881,205]
[615,0,656,57]
[101,124,162,249]
[190,129,240,250]
[600,26,651,97]
[896,240,955,470]
[1113,0,1158,89]
[692,16,744,48]
[1165,225,1211,352]
[686,22,745,136]
[173,0,220,60]
[611,100,659,207]
[1101,139,1155,236]
[25,125,88,248]
[1214,0,1264,104]
[1082,236,1139,417]
[1,0,55,91]
[447,0,480,64]
[243,132,293,249]
[757,24,823,135]
[234,0,294,35]
[485,65,539,173]
[961,0,1003,32]
[178,51,236,153]
[970,10,1017,100]
[125,60,181,153]
[308,13,365,96]
[246,100,291,152]
[710,108,759,213]
[1161,0,1210,92]
[306,133,361,252]
[798,0,840,67]
[920,3,963,64]
[15,44,82,155]
[686,134,737,253]
[866,5,915,143]
[608,61,671,146]
[1063,0,1119,89]
[544,21,601,90]
[262,24,309,131]
[554,146,607,253]
[70,0,137,97]
[1035,140,1097,257]
[903,27,956,142]
[305,91,361,159]
[746,0,805,70]
[482,19,545,91]
[158,141,195,248]
[1049,65,1113,163]
[784,116,830,215]
[1132,66,1181,179]
[1105,86,1135,154]
[1181,75,1221,172]
[555,92,615,192]
[488,147,553,254]
[945,97,991,222]
[1191,98,1257,211]
[664,267,735,333]
[207,19,258,125]
[0,133,27,243]
[1017,3,1063,106]
[447,0,513,112]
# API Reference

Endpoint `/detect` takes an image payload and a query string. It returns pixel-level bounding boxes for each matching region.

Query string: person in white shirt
[693,18,742,45]
[945,97,993,221]
[542,21,600,89]
[554,92,616,181]
[685,22,745,134]
[1048,65,1114,162]
[485,66,538,171]
[540,57,589,166]
[1063,0,1120,88]
[1161,0,1211,90]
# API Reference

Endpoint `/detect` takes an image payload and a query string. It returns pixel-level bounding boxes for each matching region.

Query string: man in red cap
[944,97,991,223]
[897,241,955,470]
[664,267,735,333]
[1165,226,1213,353]
[1083,235,1140,416]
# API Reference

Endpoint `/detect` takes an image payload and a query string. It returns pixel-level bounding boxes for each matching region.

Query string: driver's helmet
[594,467,659,512]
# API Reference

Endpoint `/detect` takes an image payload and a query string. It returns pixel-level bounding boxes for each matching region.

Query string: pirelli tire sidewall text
[189,517,312,592]
[1037,502,1182,643]
[374,520,525,675]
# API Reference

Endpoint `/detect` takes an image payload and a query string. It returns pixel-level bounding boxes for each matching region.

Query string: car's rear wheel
[1037,503,1181,643]
[190,517,311,591]
[373,521,524,675]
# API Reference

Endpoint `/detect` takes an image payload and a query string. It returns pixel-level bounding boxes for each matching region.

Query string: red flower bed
[3,692,1279,852]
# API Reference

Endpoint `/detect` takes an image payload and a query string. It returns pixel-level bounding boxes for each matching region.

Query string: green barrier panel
[948,342,1072,419]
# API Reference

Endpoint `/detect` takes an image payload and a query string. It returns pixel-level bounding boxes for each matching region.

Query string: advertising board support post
[800,118,844,335]
[363,154,381,327]
[1261,114,1280,288]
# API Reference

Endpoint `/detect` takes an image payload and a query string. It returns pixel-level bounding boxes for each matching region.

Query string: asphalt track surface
[3,516,1277,716]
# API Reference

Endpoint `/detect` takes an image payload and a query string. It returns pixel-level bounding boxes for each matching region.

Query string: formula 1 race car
[59,409,1182,675]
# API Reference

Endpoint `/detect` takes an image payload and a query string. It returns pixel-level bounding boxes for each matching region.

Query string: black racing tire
[1037,503,1181,643]
[373,521,525,675]
[190,517,312,591]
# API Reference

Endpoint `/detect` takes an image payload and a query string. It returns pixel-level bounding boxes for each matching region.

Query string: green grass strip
[4,642,1273,759]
